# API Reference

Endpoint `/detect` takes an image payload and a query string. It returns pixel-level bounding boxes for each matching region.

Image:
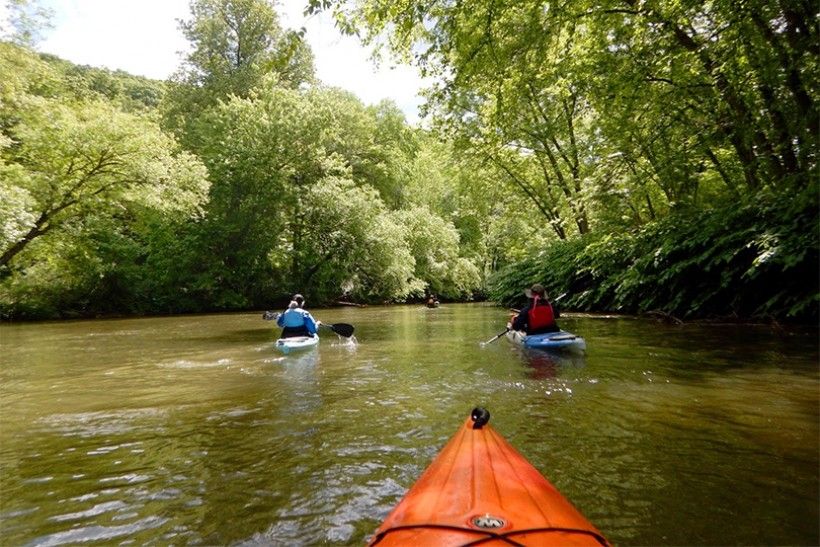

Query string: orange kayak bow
[370,408,608,546]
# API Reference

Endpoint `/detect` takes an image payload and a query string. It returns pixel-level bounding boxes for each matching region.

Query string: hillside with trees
[0,0,816,321]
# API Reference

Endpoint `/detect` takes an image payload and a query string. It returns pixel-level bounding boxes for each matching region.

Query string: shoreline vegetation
[0,302,812,329]
[0,309,808,330]
[1,0,817,325]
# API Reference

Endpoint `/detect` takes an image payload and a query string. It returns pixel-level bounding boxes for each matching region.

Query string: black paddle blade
[327,322,354,337]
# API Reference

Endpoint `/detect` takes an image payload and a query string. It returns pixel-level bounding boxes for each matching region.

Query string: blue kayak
[506,329,587,352]
[275,334,319,355]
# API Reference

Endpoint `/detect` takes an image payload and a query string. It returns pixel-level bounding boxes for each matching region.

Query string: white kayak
[275,334,319,354]
[506,329,587,353]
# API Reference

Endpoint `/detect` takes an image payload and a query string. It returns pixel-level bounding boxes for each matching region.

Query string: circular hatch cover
[471,514,506,529]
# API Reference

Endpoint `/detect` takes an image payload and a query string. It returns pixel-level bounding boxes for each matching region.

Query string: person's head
[293,294,305,307]
[524,283,547,299]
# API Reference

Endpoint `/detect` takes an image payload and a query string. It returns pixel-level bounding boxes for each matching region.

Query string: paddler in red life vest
[510,283,560,335]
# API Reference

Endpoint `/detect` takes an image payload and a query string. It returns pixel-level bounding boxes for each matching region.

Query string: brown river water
[1,303,818,545]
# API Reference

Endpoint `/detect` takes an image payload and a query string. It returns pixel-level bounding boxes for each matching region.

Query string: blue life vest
[281,308,309,327]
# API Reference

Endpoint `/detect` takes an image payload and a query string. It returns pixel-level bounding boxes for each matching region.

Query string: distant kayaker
[276,294,318,338]
[510,284,560,335]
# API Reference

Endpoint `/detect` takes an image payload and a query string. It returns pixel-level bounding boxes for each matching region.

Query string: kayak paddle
[319,321,355,338]
[262,311,354,338]
[480,327,509,346]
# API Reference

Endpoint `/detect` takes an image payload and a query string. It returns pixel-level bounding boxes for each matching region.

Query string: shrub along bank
[490,190,818,323]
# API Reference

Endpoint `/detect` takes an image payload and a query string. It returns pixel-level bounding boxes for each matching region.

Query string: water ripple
[47,501,128,522]
[37,409,167,437]
[26,516,168,547]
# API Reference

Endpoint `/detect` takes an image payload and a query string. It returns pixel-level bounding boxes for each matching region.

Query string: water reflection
[515,347,587,380]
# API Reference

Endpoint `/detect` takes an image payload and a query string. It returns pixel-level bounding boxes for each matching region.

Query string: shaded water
[1,304,818,545]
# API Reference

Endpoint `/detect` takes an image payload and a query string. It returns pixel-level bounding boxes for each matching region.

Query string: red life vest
[528,296,555,330]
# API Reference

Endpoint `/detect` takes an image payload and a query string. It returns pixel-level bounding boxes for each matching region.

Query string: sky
[22,0,429,124]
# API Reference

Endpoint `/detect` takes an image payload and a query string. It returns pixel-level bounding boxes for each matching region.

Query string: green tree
[311,0,817,216]
[191,82,428,305]
[391,206,481,299]
[0,97,208,270]
[165,0,315,142]
[365,100,420,209]
[296,176,418,302]
[0,43,210,318]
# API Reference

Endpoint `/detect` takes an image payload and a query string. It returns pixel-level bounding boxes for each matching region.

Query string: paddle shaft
[482,328,509,345]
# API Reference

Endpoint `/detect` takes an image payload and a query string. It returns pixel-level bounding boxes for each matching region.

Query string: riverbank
[490,193,819,324]
[2,302,816,330]
[3,190,817,325]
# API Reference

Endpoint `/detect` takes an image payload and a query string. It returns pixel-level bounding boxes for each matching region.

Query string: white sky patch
[31,0,429,124]
[39,0,191,80]
[278,3,431,123]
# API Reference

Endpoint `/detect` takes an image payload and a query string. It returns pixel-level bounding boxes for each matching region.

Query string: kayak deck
[274,334,319,354]
[507,329,587,352]
[370,409,608,546]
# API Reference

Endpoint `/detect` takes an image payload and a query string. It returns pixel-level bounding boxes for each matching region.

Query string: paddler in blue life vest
[276,294,318,338]
[511,284,560,334]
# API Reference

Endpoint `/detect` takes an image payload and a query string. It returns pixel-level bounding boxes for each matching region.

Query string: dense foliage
[309,0,818,322]
[0,0,492,318]
[0,0,817,322]
[491,188,818,321]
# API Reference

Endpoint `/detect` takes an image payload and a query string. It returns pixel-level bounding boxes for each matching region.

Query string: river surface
[1,304,818,546]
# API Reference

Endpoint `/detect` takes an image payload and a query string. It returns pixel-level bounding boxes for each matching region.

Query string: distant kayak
[274,335,319,354]
[369,408,607,546]
[507,329,587,352]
